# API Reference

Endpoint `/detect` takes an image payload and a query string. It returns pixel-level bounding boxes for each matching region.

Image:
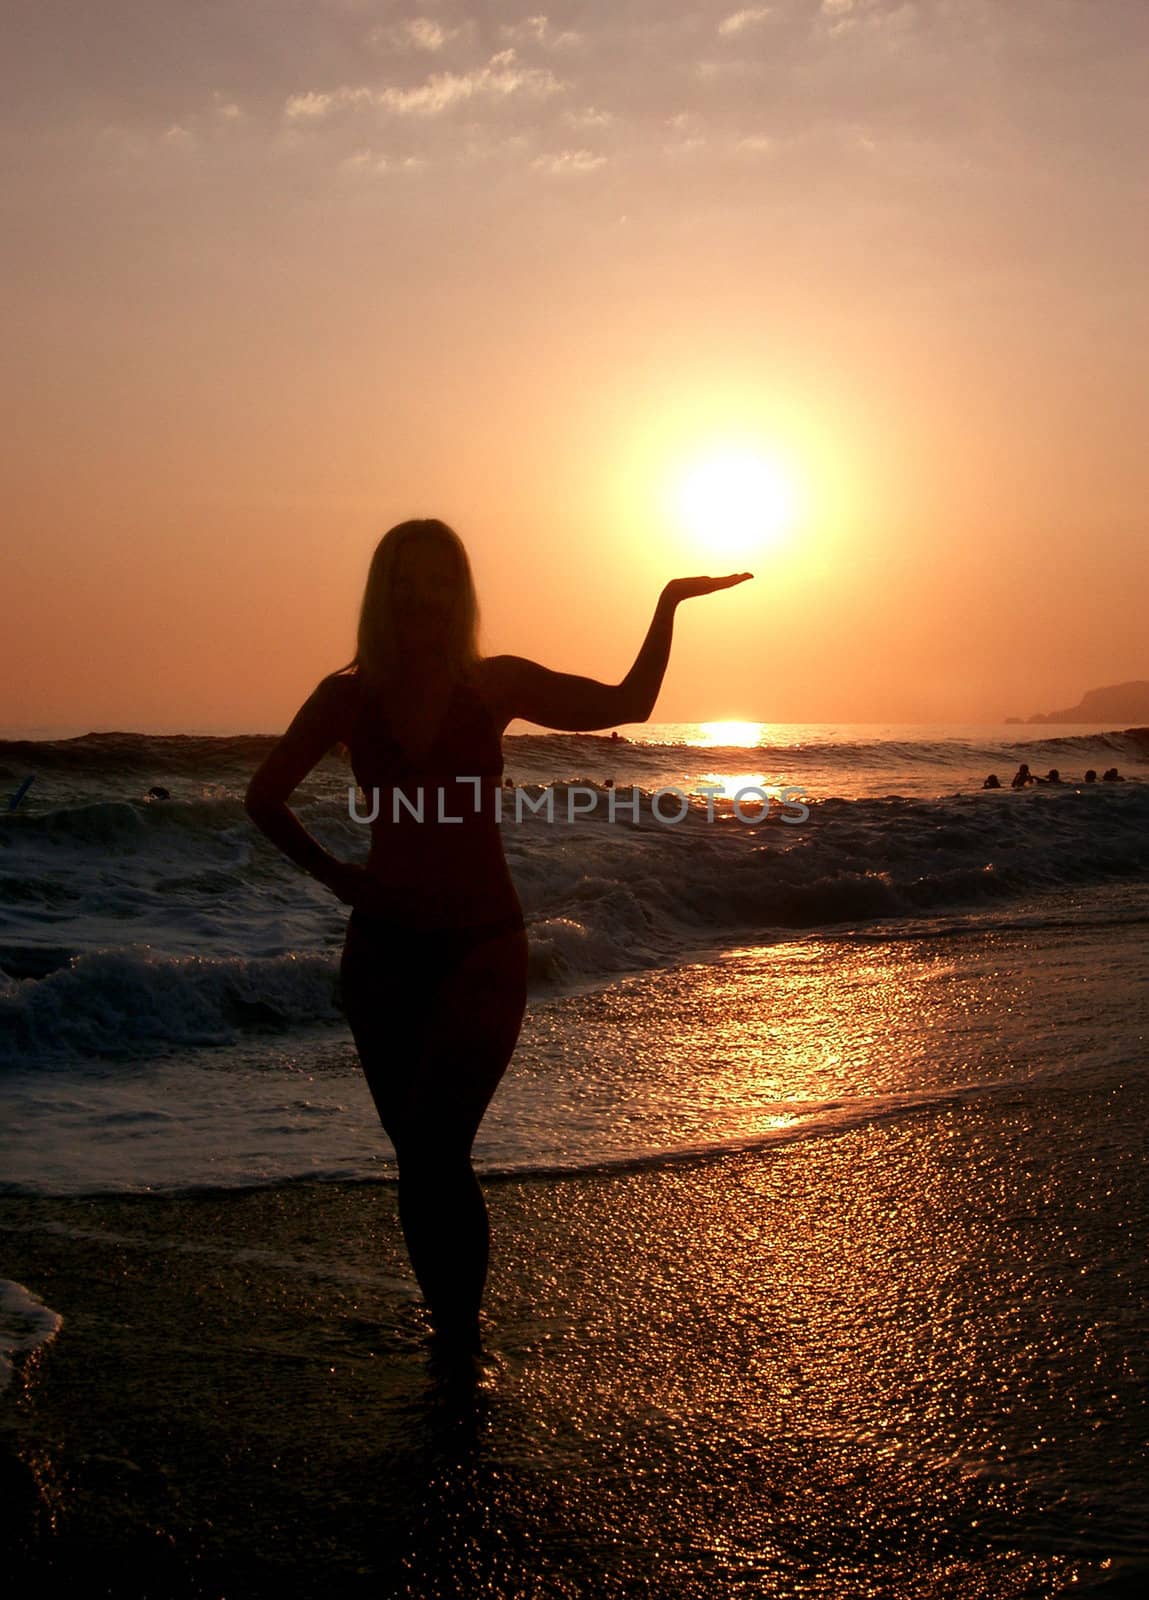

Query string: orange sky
[3,1,1147,734]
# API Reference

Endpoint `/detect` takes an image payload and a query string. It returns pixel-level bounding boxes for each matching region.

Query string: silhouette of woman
[244,519,751,1361]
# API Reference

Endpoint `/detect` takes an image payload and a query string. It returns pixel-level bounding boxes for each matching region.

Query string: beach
[4,1062,1146,1599]
[2,724,1147,1596]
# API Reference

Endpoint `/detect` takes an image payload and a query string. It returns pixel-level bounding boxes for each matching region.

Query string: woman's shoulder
[469,655,518,729]
[316,665,361,699]
[311,667,363,739]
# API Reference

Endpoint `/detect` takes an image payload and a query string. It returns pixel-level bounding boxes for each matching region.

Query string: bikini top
[346,671,504,792]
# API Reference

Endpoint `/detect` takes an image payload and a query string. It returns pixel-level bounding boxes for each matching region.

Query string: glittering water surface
[3,889,1144,1195]
[1,726,1146,1595]
[4,1067,1143,1597]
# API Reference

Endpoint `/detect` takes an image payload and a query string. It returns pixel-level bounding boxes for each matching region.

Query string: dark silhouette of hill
[1018,680,1149,724]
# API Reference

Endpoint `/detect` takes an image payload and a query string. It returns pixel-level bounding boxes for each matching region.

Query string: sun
[671,446,800,562]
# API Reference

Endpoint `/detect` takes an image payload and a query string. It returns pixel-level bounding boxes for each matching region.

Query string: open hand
[662,573,754,604]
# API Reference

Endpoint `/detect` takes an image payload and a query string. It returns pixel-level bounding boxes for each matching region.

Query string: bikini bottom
[343,905,527,966]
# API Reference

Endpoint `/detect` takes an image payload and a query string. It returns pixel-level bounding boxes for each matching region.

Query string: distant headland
[1005,680,1149,725]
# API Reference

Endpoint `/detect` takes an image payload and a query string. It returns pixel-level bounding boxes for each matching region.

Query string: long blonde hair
[342,519,481,689]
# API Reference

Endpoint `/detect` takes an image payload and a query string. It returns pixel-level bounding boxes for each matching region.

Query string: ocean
[1,720,1146,1595]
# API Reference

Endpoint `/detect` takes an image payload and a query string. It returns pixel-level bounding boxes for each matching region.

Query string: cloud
[819,0,916,35]
[562,105,613,129]
[500,14,582,50]
[401,17,454,53]
[285,90,343,120]
[368,16,462,55]
[383,51,564,115]
[531,148,606,175]
[340,148,428,177]
[12,0,1147,223]
[284,50,564,122]
[503,15,549,46]
[718,7,773,36]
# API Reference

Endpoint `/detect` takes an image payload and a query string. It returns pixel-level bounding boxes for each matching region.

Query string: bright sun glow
[697,721,766,748]
[672,446,800,562]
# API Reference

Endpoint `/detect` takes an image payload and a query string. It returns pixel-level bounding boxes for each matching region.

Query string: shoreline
[3,1076,1145,1599]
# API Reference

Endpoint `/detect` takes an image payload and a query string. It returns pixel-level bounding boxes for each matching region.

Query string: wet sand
[2,1073,1146,1598]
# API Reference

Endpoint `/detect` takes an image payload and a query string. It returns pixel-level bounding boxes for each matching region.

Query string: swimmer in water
[244,518,752,1364]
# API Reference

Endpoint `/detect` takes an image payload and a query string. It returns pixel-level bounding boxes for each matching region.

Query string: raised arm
[244,672,352,890]
[486,574,752,732]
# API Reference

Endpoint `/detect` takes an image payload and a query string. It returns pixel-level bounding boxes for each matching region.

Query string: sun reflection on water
[697,721,768,748]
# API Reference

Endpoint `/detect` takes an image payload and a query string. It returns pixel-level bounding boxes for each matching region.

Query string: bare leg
[339,920,528,1349]
[393,1137,490,1352]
